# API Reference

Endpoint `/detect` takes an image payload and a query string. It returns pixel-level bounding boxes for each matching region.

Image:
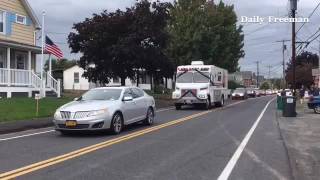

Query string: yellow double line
[0,101,243,180]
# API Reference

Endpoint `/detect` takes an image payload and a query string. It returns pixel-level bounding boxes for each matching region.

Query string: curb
[0,117,53,135]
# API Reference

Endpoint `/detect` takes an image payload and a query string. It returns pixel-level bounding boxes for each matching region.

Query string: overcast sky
[28,0,320,78]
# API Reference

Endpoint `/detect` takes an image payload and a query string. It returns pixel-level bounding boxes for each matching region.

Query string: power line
[296,2,320,35]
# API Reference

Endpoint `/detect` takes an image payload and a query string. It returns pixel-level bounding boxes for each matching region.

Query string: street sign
[35,94,41,100]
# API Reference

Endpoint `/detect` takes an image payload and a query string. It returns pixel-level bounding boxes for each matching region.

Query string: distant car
[307,96,320,114]
[266,89,273,95]
[246,89,256,98]
[53,87,156,135]
[259,90,266,96]
[232,88,248,100]
[254,89,263,97]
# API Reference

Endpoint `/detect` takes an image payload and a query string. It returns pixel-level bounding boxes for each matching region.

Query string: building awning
[0,40,42,53]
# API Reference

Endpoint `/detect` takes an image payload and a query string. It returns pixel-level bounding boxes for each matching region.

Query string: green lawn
[0,97,73,122]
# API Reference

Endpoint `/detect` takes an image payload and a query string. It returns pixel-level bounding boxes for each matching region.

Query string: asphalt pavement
[0,96,292,180]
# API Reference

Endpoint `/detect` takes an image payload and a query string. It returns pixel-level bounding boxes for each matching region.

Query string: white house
[0,0,61,98]
[63,65,173,91]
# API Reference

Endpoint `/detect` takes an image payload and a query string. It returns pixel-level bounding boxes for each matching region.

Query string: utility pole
[318,40,320,88]
[276,39,290,89]
[256,61,260,88]
[267,65,272,89]
[290,0,297,95]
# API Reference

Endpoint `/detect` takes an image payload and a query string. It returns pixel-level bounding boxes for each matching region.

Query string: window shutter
[26,17,32,26]
[5,12,16,36]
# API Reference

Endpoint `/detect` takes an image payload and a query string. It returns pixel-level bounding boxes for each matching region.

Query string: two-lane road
[0,96,292,180]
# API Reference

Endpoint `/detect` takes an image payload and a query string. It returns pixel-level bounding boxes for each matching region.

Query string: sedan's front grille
[58,124,90,129]
[74,111,90,119]
[60,111,71,119]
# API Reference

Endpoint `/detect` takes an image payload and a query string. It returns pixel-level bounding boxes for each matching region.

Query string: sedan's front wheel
[144,108,155,126]
[314,106,320,114]
[111,113,123,134]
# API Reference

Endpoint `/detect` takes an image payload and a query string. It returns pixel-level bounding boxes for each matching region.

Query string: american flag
[45,36,63,59]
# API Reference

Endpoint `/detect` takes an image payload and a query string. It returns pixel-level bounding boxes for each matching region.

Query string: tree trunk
[150,74,153,91]
[136,71,139,87]
[121,77,126,86]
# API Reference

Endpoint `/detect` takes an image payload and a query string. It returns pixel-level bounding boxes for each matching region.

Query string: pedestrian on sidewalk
[299,85,305,104]
[309,84,320,97]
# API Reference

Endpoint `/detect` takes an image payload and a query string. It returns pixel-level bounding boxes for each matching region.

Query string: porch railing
[46,72,61,97]
[31,71,42,89]
[10,69,31,86]
[0,68,41,89]
[0,68,60,97]
[0,68,8,85]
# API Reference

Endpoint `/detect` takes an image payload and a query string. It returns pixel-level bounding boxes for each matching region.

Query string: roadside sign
[35,94,40,116]
[35,94,41,100]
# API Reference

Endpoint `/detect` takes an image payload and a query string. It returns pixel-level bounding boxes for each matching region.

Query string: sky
[28,0,320,78]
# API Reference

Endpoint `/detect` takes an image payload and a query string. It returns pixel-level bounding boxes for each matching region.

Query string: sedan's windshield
[234,89,245,93]
[80,89,122,101]
[177,71,210,83]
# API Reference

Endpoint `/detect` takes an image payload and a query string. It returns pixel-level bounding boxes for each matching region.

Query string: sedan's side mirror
[123,96,133,101]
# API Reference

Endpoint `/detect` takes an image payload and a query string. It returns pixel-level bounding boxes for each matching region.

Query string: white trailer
[172,61,229,110]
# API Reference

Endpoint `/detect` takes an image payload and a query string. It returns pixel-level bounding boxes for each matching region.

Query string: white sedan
[53,87,156,135]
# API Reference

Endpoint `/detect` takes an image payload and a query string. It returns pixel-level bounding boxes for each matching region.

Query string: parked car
[308,96,320,114]
[266,89,273,95]
[246,88,256,98]
[53,87,156,135]
[259,90,266,96]
[231,88,248,100]
[254,89,263,97]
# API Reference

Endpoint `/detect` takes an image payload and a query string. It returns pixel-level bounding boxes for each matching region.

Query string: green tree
[260,81,270,90]
[228,80,242,90]
[44,58,77,72]
[167,0,244,72]
[68,0,173,86]
[286,51,319,88]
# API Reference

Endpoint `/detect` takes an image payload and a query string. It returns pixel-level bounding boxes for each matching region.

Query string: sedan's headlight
[239,93,244,96]
[54,110,61,119]
[232,93,236,96]
[88,109,108,117]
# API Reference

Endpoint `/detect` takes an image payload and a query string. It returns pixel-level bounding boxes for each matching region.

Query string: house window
[0,49,5,68]
[16,14,26,25]
[74,72,80,83]
[0,11,5,33]
[15,52,27,70]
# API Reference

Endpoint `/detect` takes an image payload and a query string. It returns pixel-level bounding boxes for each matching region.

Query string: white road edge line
[217,98,275,180]
[0,107,175,142]
[0,130,55,141]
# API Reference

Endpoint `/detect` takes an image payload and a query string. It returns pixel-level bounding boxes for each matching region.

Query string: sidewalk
[277,103,320,180]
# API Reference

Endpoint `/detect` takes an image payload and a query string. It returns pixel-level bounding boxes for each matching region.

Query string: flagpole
[49,54,52,75]
[41,11,45,97]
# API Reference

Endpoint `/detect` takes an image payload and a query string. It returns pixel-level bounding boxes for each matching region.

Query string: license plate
[186,100,192,104]
[65,120,77,127]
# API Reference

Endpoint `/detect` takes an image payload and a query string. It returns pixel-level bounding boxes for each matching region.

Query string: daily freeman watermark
[241,16,309,25]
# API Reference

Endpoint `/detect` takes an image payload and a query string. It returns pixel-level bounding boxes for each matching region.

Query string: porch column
[7,48,10,86]
[28,51,32,86]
